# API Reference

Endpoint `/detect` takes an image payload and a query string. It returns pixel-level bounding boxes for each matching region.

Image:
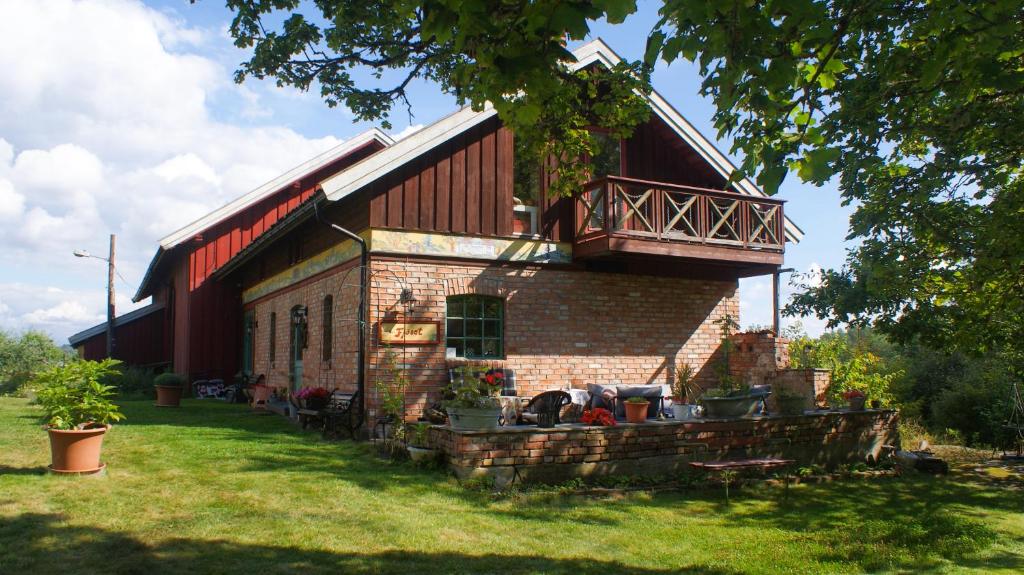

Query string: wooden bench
[314,390,363,439]
[689,458,796,501]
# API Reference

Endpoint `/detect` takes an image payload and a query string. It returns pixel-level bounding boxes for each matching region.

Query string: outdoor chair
[520,390,573,427]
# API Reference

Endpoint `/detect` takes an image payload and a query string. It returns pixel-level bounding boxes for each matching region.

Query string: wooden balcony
[573,176,785,274]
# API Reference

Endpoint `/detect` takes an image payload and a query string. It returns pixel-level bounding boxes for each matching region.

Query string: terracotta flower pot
[155,385,183,407]
[624,400,649,424]
[47,425,110,474]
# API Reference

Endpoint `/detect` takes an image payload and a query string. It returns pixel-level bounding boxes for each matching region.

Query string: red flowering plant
[841,389,866,400]
[580,408,617,427]
[295,386,331,409]
[296,387,331,400]
[442,363,502,410]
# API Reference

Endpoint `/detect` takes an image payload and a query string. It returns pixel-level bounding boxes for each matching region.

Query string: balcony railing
[575,176,785,253]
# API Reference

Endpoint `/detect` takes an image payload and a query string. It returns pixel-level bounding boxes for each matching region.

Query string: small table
[689,458,796,500]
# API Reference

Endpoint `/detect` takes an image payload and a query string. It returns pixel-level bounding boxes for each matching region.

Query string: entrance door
[241,310,255,378]
[289,306,307,392]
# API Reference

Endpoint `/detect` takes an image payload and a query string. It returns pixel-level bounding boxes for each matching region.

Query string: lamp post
[74,234,116,358]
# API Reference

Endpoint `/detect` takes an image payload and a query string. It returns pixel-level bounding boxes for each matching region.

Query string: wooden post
[773,268,794,336]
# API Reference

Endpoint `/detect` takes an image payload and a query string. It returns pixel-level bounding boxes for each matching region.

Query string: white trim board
[319,39,803,243]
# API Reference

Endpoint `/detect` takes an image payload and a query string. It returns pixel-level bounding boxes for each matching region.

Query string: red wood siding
[369,117,514,237]
[174,140,382,382]
[76,308,170,367]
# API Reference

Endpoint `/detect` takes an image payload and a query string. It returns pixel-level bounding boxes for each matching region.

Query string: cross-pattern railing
[575,176,785,251]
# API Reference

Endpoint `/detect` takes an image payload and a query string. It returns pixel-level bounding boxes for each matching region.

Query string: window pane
[446,319,463,338]
[484,320,500,338]
[447,298,463,317]
[445,295,504,360]
[513,134,541,207]
[589,132,621,179]
[482,339,499,357]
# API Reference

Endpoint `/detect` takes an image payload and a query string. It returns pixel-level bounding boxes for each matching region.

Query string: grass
[1,398,1022,574]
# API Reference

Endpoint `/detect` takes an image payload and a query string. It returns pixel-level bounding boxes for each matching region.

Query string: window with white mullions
[445,295,504,359]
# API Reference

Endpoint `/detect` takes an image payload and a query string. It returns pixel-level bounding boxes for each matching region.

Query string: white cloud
[21,300,101,326]
[391,124,425,141]
[0,179,25,221]
[0,0,353,342]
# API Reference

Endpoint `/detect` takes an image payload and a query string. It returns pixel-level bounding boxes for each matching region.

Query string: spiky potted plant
[154,372,186,407]
[670,363,700,420]
[406,422,436,463]
[33,359,125,474]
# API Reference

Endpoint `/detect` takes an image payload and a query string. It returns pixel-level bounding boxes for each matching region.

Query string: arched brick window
[446,295,504,359]
[269,312,277,363]
[322,295,333,362]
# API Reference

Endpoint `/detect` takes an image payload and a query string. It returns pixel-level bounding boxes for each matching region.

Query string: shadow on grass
[703,475,1019,572]
[0,512,735,575]
[0,465,47,476]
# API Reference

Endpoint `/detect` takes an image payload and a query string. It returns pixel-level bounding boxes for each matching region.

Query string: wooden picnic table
[690,458,796,500]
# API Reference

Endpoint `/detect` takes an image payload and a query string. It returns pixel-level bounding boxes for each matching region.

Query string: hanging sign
[379,321,440,345]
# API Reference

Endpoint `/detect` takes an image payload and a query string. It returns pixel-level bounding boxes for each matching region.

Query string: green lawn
[1,398,1021,574]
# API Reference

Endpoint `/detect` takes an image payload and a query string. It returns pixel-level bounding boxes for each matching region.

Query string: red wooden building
[69,129,394,377]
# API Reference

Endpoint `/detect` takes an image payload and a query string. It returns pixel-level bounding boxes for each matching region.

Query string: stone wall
[729,331,791,387]
[432,410,899,485]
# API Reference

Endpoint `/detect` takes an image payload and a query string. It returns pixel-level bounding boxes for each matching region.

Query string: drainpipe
[773,268,795,336]
[313,198,367,431]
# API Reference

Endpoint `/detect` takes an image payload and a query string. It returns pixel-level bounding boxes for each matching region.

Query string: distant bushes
[109,366,157,398]
[0,330,70,397]
[783,324,1018,448]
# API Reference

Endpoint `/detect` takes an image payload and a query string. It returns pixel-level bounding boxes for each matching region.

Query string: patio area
[432,410,899,485]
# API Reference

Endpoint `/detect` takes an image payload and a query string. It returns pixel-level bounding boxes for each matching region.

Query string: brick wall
[729,331,791,387]
[431,410,899,484]
[249,261,362,392]
[774,368,832,408]
[367,257,739,420]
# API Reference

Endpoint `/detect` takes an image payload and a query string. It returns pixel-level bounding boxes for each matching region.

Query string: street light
[74,234,116,358]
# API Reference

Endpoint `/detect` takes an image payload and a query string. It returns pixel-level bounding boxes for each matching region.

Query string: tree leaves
[217,0,1024,365]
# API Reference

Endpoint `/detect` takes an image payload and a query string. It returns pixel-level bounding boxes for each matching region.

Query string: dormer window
[513,134,541,236]
[588,131,622,180]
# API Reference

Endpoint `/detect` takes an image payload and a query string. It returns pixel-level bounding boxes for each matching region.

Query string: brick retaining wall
[431,410,899,485]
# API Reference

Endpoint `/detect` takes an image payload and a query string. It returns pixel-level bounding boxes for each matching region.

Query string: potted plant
[670,363,700,420]
[154,372,186,407]
[580,407,616,427]
[296,386,331,410]
[700,316,765,418]
[406,422,436,462]
[442,364,503,431]
[843,389,867,411]
[774,389,808,416]
[623,396,650,424]
[32,359,125,474]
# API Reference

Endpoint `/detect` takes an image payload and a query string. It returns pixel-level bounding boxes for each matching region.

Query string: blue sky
[0,0,847,343]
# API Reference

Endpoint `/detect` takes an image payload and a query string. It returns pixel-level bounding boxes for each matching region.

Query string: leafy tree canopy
[215,1,1024,362]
